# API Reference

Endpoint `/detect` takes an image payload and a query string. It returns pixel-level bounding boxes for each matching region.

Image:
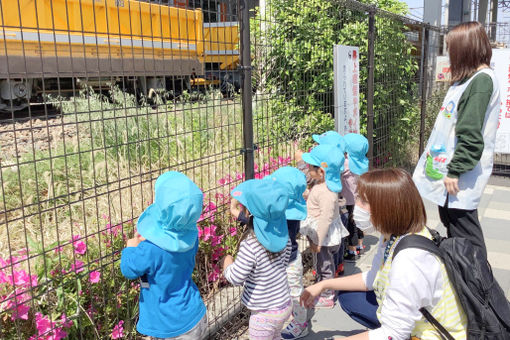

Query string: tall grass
[0,87,245,257]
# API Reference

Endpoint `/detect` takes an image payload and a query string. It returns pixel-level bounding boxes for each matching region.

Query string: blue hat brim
[137,204,198,252]
[312,134,321,143]
[348,157,369,176]
[301,153,321,167]
[253,215,289,252]
[285,199,307,220]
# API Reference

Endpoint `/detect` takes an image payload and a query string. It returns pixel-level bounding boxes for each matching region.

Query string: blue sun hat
[137,171,203,253]
[264,167,307,221]
[344,133,369,175]
[302,144,345,193]
[312,130,346,153]
[231,179,289,252]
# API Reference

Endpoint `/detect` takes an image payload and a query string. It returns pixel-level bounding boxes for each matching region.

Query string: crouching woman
[300,168,467,340]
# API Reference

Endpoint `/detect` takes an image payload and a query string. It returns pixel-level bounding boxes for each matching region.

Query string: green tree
[252,0,420,166]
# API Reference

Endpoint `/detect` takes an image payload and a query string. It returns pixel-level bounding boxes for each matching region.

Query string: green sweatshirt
[447,72,493,179]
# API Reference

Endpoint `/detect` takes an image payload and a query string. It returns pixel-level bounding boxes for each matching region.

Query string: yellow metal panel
[204,24,239,53]
[1,0,203,48]
[203,23,239,69]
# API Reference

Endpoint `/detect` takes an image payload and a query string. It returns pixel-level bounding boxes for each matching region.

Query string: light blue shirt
[120,239,206,338]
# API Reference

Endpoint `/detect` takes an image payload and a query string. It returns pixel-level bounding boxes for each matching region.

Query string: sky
[402,0,510,23]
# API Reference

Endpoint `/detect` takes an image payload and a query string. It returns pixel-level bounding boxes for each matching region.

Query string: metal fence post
[239,0,255,180]
[418,26,429,157]
[366,8,376,168]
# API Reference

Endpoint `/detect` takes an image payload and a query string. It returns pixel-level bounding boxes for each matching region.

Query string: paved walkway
[306,176,510,339]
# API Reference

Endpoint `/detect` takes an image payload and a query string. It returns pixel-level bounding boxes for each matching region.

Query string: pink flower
[211,235,224,247]
[86,305,97,319]
[229,227,237,236]
[202,225,217,242]
[211,247,224,261]
[218,178,226,185]
[215,193,226,203]
[70,260,84,273]
[54,246,64,253]
[72,234,80,241]
[11,303,30,320]
[111,320,124,339]
[205,201,217,212]
[89,271,101,284]
[0,271,9,284]
[10,270,37,288]
[35,312,52,335]
[52,327,68,340]
[197,226,203,239]
[73,241,87,255]
[60,314,73,328]
[208,264,221,282]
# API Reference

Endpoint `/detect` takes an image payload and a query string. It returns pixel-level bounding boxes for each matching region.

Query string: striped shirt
[224,234,291,311]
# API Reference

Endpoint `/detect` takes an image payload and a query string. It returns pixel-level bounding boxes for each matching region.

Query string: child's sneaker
[314,296,335,309]
[335,263,344,277]
[281,320,309,339]
[344,250,359,262]
[356,245,366,255]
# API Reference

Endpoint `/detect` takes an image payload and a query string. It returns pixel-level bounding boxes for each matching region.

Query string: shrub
[0,146,294,339]
[251,0,420,164]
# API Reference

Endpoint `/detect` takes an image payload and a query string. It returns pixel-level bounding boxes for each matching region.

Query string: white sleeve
[362,235,385,290]
[368,248,444,340]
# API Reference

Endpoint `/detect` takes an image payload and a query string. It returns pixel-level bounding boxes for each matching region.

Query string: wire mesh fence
[0,0,508,339]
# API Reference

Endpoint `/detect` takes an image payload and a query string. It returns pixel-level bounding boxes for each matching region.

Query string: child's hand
[126,232,145,248]
[300,282,323,308]
[303,189,310,200]
[295,149,304,162]
[221,255,234,271]
[230,199,242,219]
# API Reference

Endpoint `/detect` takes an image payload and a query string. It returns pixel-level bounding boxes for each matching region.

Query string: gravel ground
[0,117,77,164]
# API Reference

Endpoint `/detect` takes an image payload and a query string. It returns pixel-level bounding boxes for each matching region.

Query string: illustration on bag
[440,101,456,119]
[425,144,447,180]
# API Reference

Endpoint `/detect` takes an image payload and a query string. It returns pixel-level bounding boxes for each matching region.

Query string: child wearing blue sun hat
[222,179,292,340]
[342,133,370,262]
[263,167,312,339]
[312,130,347,152]
[120,171,207,340]
[312,130,349,276]
[299,144,349,309]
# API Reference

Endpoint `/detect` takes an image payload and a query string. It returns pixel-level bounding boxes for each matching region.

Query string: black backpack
[393,228,510,340]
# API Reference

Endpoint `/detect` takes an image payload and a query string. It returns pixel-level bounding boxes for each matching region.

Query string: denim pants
[337,290,381,329]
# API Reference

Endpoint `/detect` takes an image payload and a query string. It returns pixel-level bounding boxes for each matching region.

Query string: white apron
[413,68,500,210]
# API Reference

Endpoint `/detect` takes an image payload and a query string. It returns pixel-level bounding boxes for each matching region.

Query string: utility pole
[448,0,472,26]
[490,0,498,41]
[479,0,489,23]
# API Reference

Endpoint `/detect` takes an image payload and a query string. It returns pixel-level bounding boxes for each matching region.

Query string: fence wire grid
[0,0,508,339]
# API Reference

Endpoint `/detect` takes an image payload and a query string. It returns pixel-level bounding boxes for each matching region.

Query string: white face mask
[353,205,376,234]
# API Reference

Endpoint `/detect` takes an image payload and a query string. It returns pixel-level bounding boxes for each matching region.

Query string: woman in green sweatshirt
[413,21,501,259]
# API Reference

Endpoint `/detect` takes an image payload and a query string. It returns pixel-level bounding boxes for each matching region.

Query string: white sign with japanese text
[334,45,360,135]
[492,49,510,154]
